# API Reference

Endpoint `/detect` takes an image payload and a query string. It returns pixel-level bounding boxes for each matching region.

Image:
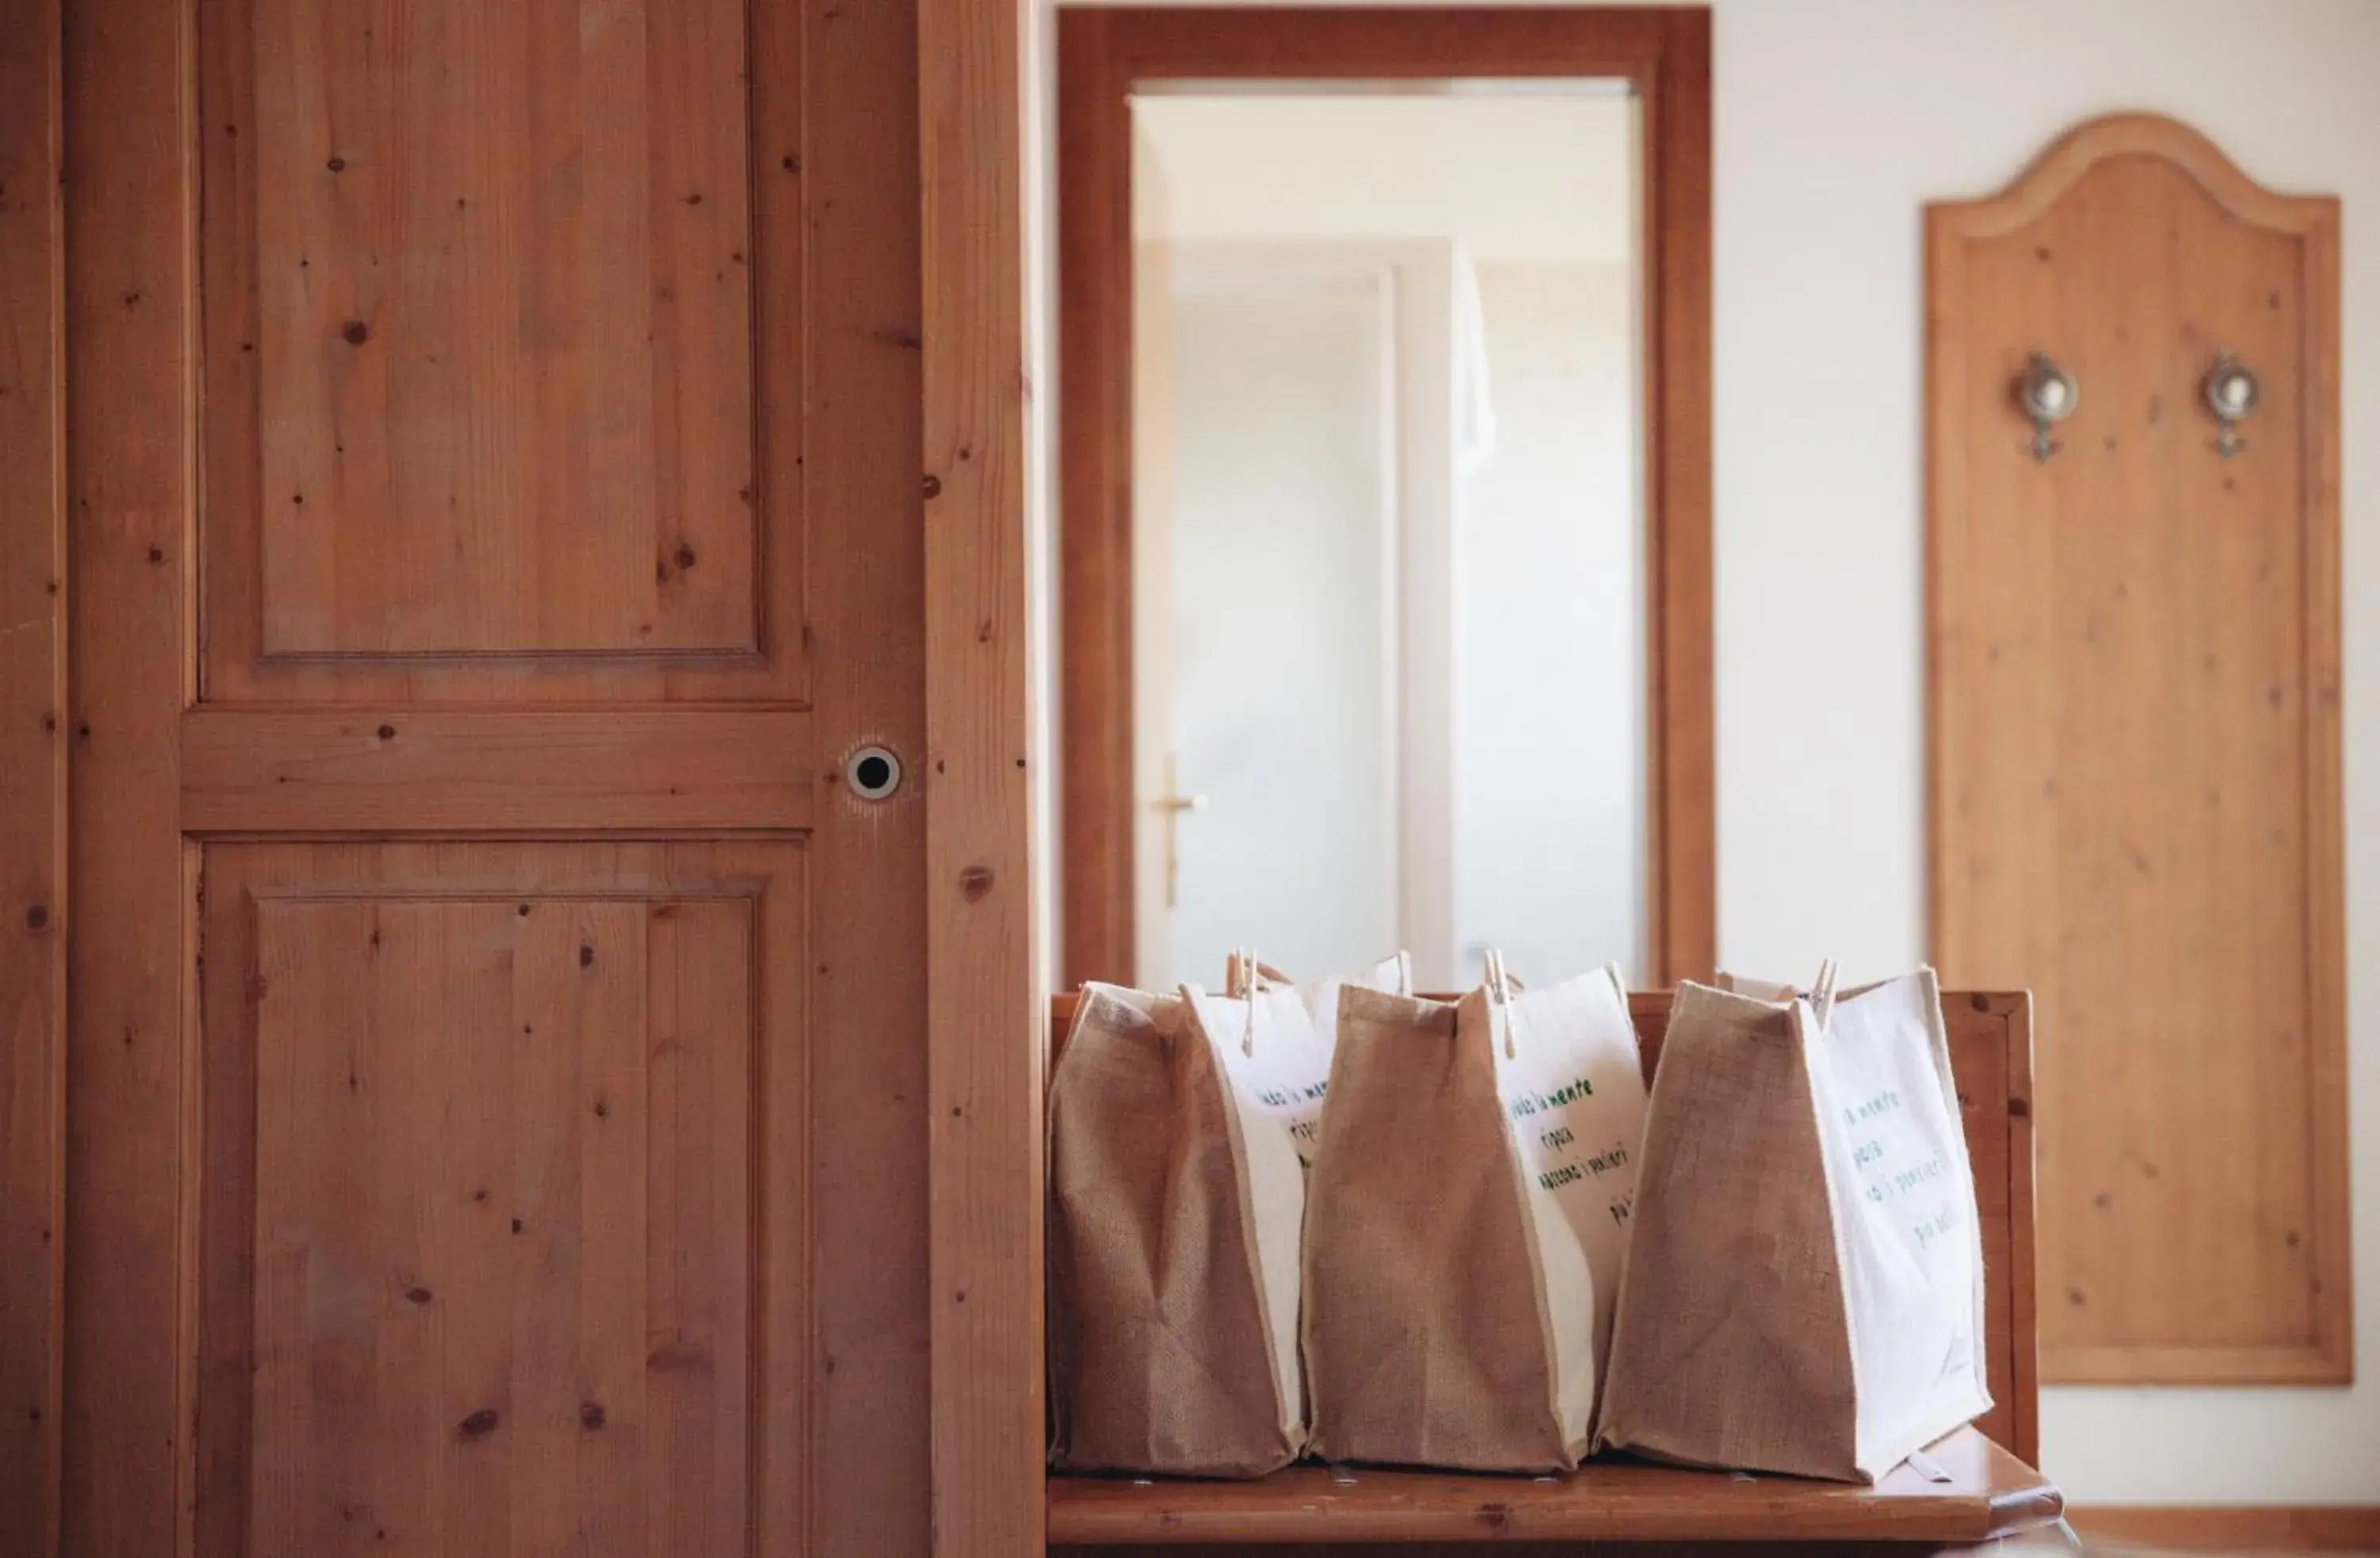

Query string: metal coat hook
[2015,352,2079,462]
[2205,350,2260,459]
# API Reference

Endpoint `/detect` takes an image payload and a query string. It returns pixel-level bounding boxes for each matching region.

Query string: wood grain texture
[1928,113,2348,1384]
[69,1,935,1554]
[1058,1541,2090,1558]
[1049,1426,2060,1547]
[61,0,197,1551]
[923,0,1044,1551]
[192,842,798,1557]
[2071,1506,2380,1550]
[181,708,816,833]
[2001,993,2040,1466]
[195,0,808,705]
[201,0,755,661]
[1047,985,2040,1469]
[797,0,935,1552]
[0,0,65,1547]
[1645,8,1716,984]
[1055,6,1714,988]
[1055,7,1133,990]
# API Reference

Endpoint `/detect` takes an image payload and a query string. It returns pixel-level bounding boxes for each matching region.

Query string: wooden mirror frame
[1056,6,1715,988]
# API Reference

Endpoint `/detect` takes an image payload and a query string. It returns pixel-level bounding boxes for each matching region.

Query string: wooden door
[56,0,937,1552]
[1929,114,2347,1383]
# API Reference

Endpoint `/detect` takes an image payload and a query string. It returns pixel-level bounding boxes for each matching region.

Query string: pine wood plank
[1054,6,1134,987]
[60,0,195,1549]
[639,897,755,1552]
[1058,1542,2080,1558]
[179,708,816,833]
[2071,1505,2380,1551]
[1645,6,1717,984]
[0,0,65,1545]
[1048,1426,2062,1547]
[802,0,935,1552]
[2002,993,2041,1468]
[922,0,1044,1550]
[1928,113,2349,1384]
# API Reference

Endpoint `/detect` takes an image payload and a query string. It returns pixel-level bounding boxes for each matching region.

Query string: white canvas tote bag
[1596,964,1992,1481]
[1484,957,1650,1453]
[1211,948,1412,1163]
[1170,949,1413,1456]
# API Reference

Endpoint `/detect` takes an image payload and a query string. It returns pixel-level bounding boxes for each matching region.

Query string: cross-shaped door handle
[1157,754,1207,909]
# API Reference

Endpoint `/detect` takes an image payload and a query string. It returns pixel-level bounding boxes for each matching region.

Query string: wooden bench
[1044,988,2061,1552]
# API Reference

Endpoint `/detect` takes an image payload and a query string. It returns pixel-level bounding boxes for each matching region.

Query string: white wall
[1031,0,2380,1503]
[1133,94,1633,262]
[1457,261,1645,984]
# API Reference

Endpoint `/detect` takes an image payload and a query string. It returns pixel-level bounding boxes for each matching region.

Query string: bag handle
[1223,947,1292,1000]
[1480,949,1531,1000]
[1808,957,1840,1030]
[1481,950,1527,1057]
[1224,947,1291,1055]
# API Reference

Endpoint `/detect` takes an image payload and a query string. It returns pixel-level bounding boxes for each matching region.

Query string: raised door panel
[195,841,805,1556]
[198,0,804,701]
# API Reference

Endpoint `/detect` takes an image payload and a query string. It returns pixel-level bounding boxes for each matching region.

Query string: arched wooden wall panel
[1929,113,2347,1384]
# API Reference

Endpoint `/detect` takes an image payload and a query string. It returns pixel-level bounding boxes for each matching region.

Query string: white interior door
[1120,93,1649,996]
[1154,263,1399,987]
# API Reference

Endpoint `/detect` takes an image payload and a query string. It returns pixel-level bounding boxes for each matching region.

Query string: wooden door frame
[919,0,1043,1552]
[1057,6,1715,990]
[0,0,66,1548]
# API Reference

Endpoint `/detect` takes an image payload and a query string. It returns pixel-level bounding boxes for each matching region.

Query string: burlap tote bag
[1595,965,1992,1483]
[1047,954,1411,1476]
[1046,983,1294,1475]
[1302,958,1649,1472]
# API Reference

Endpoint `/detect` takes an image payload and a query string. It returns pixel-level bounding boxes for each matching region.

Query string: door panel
[197,842,797,1557]
[66,0,927,1552]
[213,0,757,661]
[198,0,806,703]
